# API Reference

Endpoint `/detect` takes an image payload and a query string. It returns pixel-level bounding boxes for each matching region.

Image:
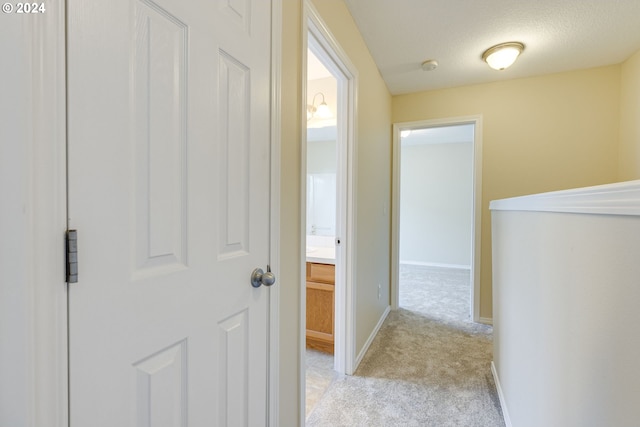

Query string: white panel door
[67,0,272,425]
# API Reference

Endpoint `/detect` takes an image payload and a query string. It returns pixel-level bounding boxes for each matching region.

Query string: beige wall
[280,1,303,425]
[619,49,640,180]
[310,0,393,355]
[393,66,621,319]
[279,0,392,423]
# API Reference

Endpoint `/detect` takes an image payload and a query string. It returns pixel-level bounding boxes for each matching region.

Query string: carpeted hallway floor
[305,264,505,427]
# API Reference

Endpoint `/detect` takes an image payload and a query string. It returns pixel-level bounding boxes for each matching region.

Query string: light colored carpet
[305,264,505,427]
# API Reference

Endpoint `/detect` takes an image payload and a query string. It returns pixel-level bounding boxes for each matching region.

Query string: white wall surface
[400,141,472,268]
[491,181,640,427]
[307,138,336,173]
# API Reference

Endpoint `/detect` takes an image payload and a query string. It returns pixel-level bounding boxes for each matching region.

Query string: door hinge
[66,229,78,283]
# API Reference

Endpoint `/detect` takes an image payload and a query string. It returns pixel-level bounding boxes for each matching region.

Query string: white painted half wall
[399,139,472,268]
[491,180,640,427]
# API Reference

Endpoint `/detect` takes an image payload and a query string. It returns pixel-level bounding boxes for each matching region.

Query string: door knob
[251,265,276,288]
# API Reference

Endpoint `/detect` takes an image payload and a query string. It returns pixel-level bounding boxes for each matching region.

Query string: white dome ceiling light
[482,42,525,70]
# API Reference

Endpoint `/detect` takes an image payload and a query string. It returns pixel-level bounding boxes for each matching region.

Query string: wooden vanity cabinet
[305,262,335,354]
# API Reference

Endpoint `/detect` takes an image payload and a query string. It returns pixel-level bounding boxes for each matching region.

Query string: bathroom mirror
[307,126,336,237]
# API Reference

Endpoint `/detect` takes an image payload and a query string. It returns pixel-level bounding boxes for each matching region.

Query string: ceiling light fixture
[482,42,524,71]
[307,92,332,121]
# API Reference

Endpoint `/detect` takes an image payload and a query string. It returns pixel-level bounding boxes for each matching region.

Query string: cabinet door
[306,262,335,353]
[306,281,335,353]
[307,262,335,284]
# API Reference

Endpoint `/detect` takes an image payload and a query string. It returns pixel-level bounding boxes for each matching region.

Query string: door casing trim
[268,0,283,425]
[8,1,70,425]
[391,116,483,321]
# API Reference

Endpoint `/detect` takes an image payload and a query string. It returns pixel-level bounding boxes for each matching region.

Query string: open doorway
[391,117,483,323]
[302,3,357,422]
[304,47,339,418]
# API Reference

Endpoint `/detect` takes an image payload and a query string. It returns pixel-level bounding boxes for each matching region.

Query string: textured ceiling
[343,0,640,95]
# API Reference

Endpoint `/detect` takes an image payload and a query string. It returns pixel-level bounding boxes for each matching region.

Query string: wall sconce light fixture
[307,92,332,121]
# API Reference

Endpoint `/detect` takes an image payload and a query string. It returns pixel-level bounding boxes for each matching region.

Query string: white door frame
[0,2,69,425]
[391,116,484,323]
[3,1,282,425]
[301,0,358,409]
[268,1,283,425]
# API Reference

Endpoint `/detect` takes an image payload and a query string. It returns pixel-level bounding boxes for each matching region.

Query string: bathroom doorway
[391,117,484,323]
[303,3,357,422]
[304,46,339,418]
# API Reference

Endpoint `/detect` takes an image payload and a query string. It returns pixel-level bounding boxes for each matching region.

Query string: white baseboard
[353,305,391,371]
[491,361,512,427]
[400,260,471,270]
[478,316,493,326]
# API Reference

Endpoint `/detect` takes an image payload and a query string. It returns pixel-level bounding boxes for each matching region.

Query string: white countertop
[306,246,335,265]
